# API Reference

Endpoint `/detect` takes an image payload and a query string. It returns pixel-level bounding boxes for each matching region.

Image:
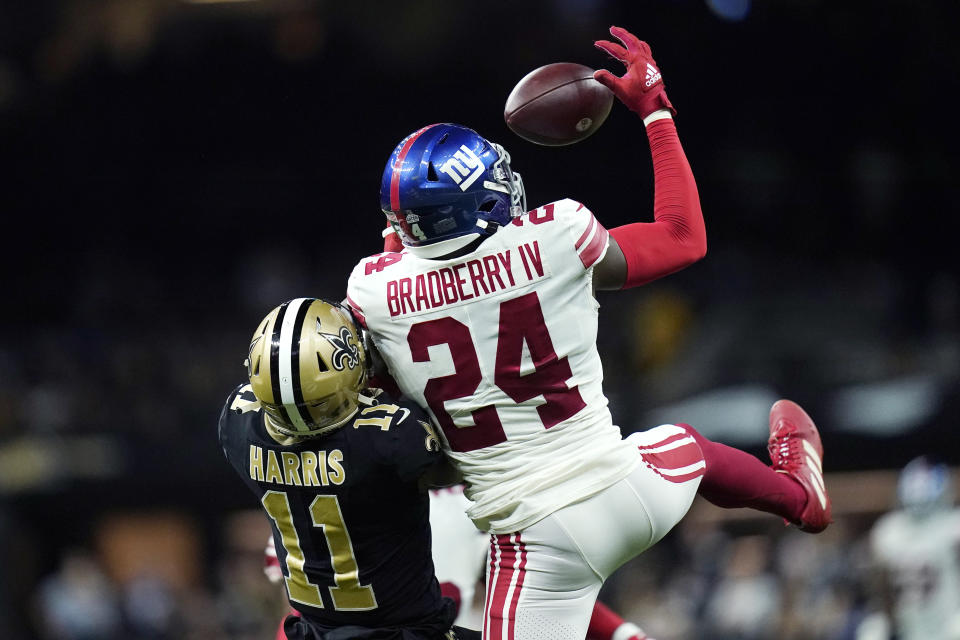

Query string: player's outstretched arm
[591,27,706,291]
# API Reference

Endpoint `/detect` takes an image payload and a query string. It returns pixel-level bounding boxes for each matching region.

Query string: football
[504,62,614,146]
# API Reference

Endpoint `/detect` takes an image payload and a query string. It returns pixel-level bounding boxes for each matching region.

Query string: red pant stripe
[640,439,704,471]
[636,431,689,452]
[505,534,527,640]
[486,533,529,640]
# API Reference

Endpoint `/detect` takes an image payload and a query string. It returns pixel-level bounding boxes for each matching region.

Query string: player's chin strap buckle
[476,219,500,237]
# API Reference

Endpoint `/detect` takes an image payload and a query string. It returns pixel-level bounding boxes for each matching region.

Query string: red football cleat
[767,399,832,533]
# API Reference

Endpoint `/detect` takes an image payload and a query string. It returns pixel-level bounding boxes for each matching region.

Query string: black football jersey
[218,383,455,636]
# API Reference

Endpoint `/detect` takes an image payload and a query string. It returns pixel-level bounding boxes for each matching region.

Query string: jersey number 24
[408,291,586,452]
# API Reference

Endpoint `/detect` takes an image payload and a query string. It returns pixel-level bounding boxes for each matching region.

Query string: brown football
[504,62,614,146]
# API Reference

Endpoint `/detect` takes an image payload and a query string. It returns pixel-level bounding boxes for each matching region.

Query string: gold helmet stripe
[273,297,314,433]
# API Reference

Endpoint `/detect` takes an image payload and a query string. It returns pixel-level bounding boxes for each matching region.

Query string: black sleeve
[387,399,445,484]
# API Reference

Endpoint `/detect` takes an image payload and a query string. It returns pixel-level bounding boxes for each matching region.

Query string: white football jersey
[347,199,639,533]
[870,507,960,640]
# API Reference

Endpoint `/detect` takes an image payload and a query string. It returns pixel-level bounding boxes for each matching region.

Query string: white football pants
[481,424,705,640]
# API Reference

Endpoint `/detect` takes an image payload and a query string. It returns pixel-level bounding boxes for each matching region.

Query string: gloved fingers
[594,39,629,62]
[593,68,624,95]
[608,26,646,54]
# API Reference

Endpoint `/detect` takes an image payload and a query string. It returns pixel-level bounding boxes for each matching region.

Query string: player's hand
[383,221,403,253]
[594,26,675,119]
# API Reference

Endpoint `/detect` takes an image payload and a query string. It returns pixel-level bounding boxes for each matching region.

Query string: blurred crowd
[32,542,286,640]
[22,491,959,640]
[604,515,873,640]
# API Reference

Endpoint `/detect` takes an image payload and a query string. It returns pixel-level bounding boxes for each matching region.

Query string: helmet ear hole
[316,354,329,372]
[478,199,497,213]
[427,162,439,182]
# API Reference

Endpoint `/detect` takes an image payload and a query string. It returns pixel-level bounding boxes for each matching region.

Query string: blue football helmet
[380,123,526,257]
[897,456,953,516]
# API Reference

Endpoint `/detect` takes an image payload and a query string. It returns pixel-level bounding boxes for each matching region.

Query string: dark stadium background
[1,1,958,638]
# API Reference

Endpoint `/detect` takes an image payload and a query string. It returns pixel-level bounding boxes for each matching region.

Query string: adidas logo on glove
[644,62,661,87]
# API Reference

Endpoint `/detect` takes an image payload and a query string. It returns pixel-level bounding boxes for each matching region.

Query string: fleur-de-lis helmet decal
[319,321,361,371]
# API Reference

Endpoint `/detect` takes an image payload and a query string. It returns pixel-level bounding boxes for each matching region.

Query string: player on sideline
[861,457,960,640]
[218,298,479,640]
[346,26,832,640]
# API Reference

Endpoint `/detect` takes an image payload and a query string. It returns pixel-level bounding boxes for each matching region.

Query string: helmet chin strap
[477,219,500,237]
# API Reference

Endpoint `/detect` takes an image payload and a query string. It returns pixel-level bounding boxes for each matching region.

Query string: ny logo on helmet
[440,145,484,192]
[321,327,360,371]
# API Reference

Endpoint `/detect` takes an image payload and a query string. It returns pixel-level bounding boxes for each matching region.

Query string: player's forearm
[608,114,706,288]
[420,458,463,490]
[646,114,706,262]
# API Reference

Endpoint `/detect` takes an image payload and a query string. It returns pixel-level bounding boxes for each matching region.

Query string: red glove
[593,26,675,119]
[383,221,403,253]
